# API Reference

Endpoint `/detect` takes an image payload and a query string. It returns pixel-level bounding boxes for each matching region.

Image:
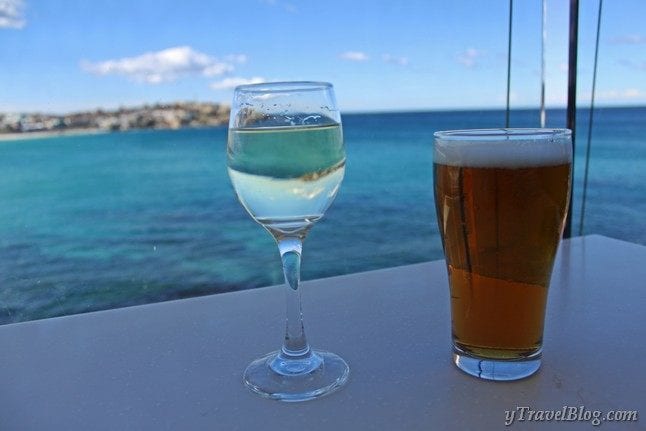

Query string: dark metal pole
[540,0,547,127]
[579,0,603,236]
[564,0,578,238]
[505,0,513,128]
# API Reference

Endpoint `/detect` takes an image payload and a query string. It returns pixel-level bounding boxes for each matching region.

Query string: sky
[1,0,645,113]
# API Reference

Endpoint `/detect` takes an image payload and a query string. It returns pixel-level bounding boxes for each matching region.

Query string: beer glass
[433,128,572,381]
[228,82,349,401]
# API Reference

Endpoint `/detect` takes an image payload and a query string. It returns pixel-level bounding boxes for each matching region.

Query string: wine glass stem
[278,237,311,359]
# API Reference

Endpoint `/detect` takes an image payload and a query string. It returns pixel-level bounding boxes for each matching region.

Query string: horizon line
[2,103,646,116]
[343,103,646,115]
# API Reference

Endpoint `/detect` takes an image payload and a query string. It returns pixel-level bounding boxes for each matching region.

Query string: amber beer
[433,129,572,380]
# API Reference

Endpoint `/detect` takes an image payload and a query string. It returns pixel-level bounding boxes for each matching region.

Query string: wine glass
[227,81,349,401]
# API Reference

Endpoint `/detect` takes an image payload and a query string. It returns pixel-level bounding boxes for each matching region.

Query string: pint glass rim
[434,128,571,141]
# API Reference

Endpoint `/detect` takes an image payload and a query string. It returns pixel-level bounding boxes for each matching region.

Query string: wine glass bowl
[227,81,349,401]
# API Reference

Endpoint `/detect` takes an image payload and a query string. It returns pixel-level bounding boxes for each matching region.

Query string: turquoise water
[1,107,644,323]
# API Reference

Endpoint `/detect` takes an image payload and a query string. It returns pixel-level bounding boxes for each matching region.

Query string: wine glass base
[453,350,541,381]
[243,350,349,402]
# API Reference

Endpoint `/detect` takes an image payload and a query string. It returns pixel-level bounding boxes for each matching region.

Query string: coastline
[0,101,230,143]
[0,128,109,142]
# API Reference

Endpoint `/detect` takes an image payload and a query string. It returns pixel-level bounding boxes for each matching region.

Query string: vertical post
[579,0,603,236]
[564,0,578,238]
[540,0,547,128]
[505,0,513,128]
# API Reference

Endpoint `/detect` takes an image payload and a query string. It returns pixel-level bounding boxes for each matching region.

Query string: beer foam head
[433,128,572,168]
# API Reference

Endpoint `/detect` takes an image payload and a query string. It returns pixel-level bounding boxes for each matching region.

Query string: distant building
[0,102,230,134]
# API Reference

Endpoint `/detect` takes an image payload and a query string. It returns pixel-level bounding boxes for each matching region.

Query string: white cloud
[0,0,25,29]
[624,88,642,98]
[224,54,248,64]
[210,76,266,90]
[547,88,646,106]
[456,48,483,69]
[260,0,297,13]
[546,94,567,106]
[382,54,409,66]
[597,88,644,100]
[611,35,646,45]
[340,51,369,62]
[496,91,519,104]
[81,46,244,84]
[619,59,646,71]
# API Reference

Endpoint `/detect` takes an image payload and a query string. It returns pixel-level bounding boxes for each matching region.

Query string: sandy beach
[0,128,109,142]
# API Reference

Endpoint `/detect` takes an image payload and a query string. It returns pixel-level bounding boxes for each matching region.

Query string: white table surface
[0,235,644,431]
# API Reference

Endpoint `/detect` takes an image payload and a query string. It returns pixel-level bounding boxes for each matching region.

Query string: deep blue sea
[1,107,644,323]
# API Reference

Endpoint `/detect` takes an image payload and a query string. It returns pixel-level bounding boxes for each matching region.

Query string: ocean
[1,107,644,324]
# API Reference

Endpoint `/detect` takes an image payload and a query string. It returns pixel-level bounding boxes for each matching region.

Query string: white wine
[231,83,350,401]
[228,124,345,239]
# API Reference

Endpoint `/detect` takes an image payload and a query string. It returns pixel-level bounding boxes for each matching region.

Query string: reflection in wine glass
[227,81,349,402]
